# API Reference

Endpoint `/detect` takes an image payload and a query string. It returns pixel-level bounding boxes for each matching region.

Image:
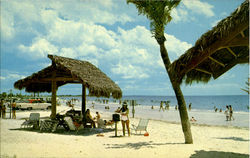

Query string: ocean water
[122,95,249,112]
[63,95,249,112]
[59,95,249,128]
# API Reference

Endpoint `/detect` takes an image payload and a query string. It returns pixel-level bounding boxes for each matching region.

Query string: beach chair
[40,119,58,132]
[64,117,77,131]
[131,118,149,134]
[21,113,40,129]
[64,117,83,133]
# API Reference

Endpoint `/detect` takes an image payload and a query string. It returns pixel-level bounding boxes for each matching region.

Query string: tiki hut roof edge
[169,0,249,85]
[14,54,122,99]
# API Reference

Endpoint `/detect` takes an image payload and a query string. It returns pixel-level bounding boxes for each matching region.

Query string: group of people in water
[153,101,235,122]
[0,99,16,119]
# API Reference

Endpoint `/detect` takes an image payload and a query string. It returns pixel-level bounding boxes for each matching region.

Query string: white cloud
[59,48,77,59]
[171,7,189,23]
[182,0,214,17]
[171,0,214,23]
[0,76,7,80]
[0,72,26,81]
[165,34,192,58]
[186,83,240,90]
[77,43,98,56]
[1,9,15,40]
[18,38,58,59]
[3,0,192,90]
[111,63,149,79]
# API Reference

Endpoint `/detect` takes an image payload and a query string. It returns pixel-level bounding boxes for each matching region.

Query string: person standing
[159,101,164,112]
[188,103,192,111]
[165,101,170,110]
[225,105,230,121]
[0,99,4,118]
[2,104,6,119]
[12,100,17,119]
[229,105,234,121]
[119,102,130,136]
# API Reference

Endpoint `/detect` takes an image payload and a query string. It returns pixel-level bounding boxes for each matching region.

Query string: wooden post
[82,84,86,116]
[115,122,118,137]
[51,80,57,119]
[132,100,135,118]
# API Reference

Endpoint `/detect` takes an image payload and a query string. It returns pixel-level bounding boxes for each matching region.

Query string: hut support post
[82,84,86,116]
[51,80,57,119]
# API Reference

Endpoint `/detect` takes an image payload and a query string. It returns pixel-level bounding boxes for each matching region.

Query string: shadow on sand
[9,127,114,136]
[189,150,249,158]
[105,141,184,150]
[214,136,249,142]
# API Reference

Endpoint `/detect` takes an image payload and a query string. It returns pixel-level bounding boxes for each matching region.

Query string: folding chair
[131,119,149,134]
[21,113,40,129]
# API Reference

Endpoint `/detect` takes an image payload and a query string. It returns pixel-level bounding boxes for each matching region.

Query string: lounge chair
[64,117,77,131]
[131,118,149,134]
[40,119,58,132]
[64,117,83,133]
[21,113,40,129]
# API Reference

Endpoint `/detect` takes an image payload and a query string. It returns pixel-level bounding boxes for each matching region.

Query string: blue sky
[1,0,248,96]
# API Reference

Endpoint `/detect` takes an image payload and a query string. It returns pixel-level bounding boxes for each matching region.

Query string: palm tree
[127,0,193,144]
[241,78,250,94]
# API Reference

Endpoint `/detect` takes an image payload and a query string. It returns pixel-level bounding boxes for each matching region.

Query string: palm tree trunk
[158,37,193,144]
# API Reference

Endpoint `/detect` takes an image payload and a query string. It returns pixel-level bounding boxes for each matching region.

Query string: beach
[1,101,249,158]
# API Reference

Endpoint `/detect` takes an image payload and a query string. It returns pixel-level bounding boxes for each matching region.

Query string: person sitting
[94,111,101,121]
[104,120,114,126]
[190,117,197,122]
[84,109,96,128]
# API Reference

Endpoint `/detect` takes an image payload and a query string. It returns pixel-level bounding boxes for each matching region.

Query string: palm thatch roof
[169,0,249,85]
[14,54,122,99]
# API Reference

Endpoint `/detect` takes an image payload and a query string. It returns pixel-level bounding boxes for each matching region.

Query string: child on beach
[190,117,196,122]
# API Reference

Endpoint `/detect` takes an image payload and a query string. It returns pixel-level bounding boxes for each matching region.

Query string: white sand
[1,104,249,158]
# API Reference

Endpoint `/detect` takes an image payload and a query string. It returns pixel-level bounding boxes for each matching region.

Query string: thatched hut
[14,54,122,118]
[169,0,249,85]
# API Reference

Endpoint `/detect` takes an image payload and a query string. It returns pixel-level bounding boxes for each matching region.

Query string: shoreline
[78,101,249,128]
[4,110,249,131]
[1,104,249,158]
[4,99,249,129]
